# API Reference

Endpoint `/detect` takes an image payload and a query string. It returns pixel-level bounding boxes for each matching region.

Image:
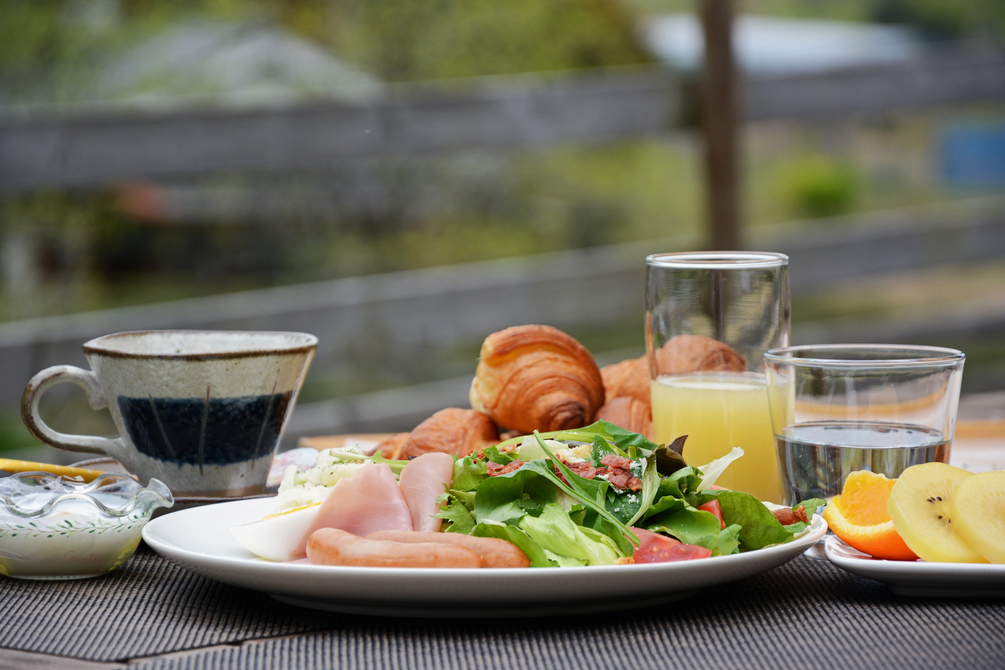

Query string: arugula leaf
[531,434,640,546]
[599,420,661,455]
[626,453,660,526]
[493,421,635,455]
[473,464,556,524]
[590,435,619,466]
[605,488,641,526]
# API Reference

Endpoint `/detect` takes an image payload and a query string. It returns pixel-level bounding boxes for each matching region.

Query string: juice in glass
[650,371,783,503]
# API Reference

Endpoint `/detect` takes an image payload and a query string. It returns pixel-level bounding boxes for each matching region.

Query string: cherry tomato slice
[631,528,712,563]
[698,499,726,530]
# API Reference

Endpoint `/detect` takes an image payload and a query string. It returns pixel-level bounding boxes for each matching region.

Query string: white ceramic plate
[142,497,827,617]
[824,535,1005,597]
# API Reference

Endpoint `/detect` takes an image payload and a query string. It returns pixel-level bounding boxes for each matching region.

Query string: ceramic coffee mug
[21,331,317,497]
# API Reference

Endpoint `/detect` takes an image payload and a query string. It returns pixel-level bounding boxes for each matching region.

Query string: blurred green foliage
[331,0,651,81]
[775,154,859,218]
[0,413,41,452]
[0,0,650,91]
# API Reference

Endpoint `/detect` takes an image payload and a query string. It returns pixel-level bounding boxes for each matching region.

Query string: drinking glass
[764,344,965,505]
[645,252,790,503]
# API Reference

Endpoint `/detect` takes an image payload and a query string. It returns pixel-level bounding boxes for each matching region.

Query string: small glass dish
[0,472,173,580]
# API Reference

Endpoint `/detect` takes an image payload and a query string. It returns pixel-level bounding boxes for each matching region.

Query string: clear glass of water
[646,252,790,503]
[763,344,965,505]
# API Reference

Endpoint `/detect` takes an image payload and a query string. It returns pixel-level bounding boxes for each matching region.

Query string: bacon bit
[554,468,570,487]
[487,460,525,477]
[563,459,599,480]
[607,467,642,491]
[553,456,601,486]
[615,556,636,565]
[772,505,809,525]
[600,454,634,470]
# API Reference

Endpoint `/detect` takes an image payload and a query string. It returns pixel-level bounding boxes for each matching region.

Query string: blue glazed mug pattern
[21,331,317,497]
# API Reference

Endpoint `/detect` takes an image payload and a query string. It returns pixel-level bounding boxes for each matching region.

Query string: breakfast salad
[232,324,822,569]
[233,422,821,569]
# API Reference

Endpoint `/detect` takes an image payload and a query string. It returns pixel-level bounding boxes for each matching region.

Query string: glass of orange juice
[645,252,790,503]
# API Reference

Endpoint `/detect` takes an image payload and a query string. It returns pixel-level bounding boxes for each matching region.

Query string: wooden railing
[1,196,1003,442]
[1,49,1003,192]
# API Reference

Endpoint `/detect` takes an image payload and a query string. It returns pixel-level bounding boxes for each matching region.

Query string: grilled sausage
[367,530,530,568]
[306,528,481,568]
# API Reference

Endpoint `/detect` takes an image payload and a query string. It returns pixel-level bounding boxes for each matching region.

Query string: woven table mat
[1,546,1003,669]
[0,545,346,662]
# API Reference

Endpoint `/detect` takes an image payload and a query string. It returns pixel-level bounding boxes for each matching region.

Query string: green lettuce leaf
[590,434,620,466]
[482,446,514,465]
[642,499,723,550]
[473,464,556,524]
[713,525,742,556]
[451,455,487,492]
[527,436,639,545]
[696,447,745,491]
[698,490,805,551]
[471,521,556,568]
[435,498,477,535]
[599,420,660,456]
[519,503,623,566]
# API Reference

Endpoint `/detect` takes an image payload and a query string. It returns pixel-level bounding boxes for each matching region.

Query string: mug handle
[21,365,133,469]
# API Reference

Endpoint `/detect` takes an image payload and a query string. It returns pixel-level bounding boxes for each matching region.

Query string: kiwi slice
[886,463,988,563]
[949,470,1005,564]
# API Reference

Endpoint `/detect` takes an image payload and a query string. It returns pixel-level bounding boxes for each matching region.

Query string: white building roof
[643,14,925,74]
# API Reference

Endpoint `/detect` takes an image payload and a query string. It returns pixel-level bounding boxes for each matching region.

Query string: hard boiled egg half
[231,502,321,561]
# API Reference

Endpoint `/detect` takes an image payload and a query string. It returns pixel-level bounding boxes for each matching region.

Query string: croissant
[469,325,605,434]
[601,335,745,405]
[398,408,500,459]
[600,356,650,404]
[374,432,410,460]
[656,334,745,375]
[596,396,653,441]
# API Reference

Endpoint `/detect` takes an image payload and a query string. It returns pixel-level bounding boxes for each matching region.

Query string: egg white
[231,502,322,561]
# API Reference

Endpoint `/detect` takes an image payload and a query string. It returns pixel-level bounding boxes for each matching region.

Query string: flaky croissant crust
[401,408,499,459]
[600,356,650,404]
[601,335,746,406]
[470,324,604,434]
[656,334,745,376]
[596,396,653,441]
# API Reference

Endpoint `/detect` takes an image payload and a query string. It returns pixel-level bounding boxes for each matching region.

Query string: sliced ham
[398,452,454,532]
[292,463,412,559]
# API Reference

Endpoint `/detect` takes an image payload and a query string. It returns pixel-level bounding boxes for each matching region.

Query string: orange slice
[823,470,919,561]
